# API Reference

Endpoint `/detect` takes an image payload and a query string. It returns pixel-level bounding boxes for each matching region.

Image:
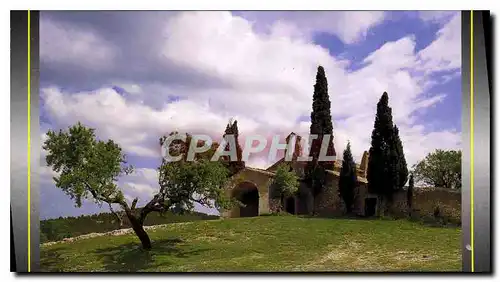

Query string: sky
[39,11,462,219]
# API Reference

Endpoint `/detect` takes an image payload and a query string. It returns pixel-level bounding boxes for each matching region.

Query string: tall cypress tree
[367,92,409,214]
[367,92,393,196]
[393,125,408,189]
[222,119,245,176]
[305,66,336,214]
[339,142,357,214]
[308,66,336,167]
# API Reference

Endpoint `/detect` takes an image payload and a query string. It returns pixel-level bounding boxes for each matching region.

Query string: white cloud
[41,11,461,184]
[40,17,116,70]
[417,13,461,74]
[239,11,386,44]
[247,157,272,170]
[40,163,161,207]
[40,86,254,158]
[123,182,155,196]
[329,11,387,44]
[418,11,457,24]
[40,133,49,159]
[39,165,59,184]
[114,83,143,95]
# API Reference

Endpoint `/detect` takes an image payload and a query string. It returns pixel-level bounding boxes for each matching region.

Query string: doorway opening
[365,198,377,217]
[285,196,296,215]
[232,182,259,217]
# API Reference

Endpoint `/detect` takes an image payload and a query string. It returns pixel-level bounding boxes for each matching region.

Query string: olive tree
[43,123,231,250]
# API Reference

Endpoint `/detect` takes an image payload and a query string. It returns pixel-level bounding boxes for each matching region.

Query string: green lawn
[40,216,461,272]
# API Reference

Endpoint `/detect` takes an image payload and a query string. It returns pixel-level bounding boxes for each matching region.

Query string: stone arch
[231,181,260,217]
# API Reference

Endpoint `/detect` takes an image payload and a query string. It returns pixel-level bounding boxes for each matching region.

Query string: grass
[40,216,461,272]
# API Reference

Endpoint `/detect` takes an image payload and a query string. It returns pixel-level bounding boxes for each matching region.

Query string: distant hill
[40,209,219,243]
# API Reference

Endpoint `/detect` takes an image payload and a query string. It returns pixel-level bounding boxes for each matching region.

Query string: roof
[245,167,276,177]
[326,170,368,184]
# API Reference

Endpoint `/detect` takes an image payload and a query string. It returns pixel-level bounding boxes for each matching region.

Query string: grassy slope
[40,216,461,272]
[40,210,218,243]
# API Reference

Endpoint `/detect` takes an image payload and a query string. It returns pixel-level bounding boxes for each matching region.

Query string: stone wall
[224,166,461,224]
[391,187,461,223]
[221,168,275,217]
[294,170,460,223]
[314,172,343,216]
[312,170,369,217]
[296,181,313,215]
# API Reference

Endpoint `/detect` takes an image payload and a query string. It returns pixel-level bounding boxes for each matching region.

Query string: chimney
[360,151,369,177]
[285,132,303,161]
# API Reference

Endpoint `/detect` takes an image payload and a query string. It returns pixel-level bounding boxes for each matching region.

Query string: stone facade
[221,167,275,218]
[221,133,461,224]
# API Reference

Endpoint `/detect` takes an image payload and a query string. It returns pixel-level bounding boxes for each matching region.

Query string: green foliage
[392,126,409,189]
[368,92,393,197]
[272,164,299,197]
[309,66,333,136]
[158,159,231,212]
[43,122,131,207]
[44,124,232,249]
[272,164,300,211]
[367,93,408,210]
[158,131,232,213]
[306,66,335,206]
[40,210,219,243]
[339,142,357,214]
[412,149,461,190]
[310,165,327,198]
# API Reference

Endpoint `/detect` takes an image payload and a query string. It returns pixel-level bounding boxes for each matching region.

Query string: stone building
[221,133,461,223]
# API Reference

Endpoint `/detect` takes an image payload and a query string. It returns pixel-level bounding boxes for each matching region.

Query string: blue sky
[39,11,462,219]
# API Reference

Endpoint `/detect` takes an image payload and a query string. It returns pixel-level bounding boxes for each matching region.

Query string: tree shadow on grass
[93,238,210,272]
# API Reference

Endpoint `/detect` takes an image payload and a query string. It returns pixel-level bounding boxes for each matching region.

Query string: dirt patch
[294,241,438,272]
[229,253,265,263]
[321,250,349,262]
[394,251,436,262]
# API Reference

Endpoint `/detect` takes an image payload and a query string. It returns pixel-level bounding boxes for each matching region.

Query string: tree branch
[190,196,213,208]
[83,181,123,204]
[108,202,124,227]
[138,194,172,225]
[131,198,138,210]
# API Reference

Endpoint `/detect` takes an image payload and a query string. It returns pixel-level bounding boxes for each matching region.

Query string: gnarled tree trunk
[119,200,157,250]
[124,210,152,250]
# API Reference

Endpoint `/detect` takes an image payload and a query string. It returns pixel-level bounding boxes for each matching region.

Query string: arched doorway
[231,181,259,217]
[285,196,296,215]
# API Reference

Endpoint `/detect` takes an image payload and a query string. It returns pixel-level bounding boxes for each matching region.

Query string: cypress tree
[339,142,357,214]
[387,138,400,210]
[305,66,336,215]
[222,119,245,176]
[308,66,336,167]
[367,92,393,195]
[368,92,408,214]
[393,125,408,189]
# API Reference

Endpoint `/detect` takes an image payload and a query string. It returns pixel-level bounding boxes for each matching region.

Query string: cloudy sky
[39,11,461,219]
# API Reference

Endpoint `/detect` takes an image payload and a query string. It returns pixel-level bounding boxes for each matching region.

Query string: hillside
[40,216,461,272]
[40,210,219,243]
